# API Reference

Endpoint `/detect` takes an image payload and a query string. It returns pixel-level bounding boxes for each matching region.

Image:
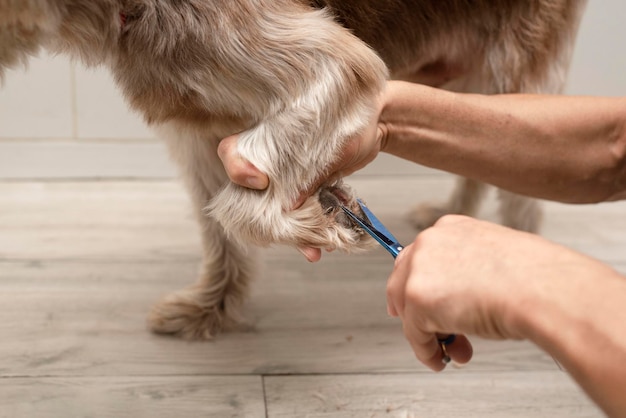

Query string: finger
[289,136,367,210]
[297,246,322,262]
[433,214,473,227]
[218,135,269,190]
[442,334,473,365]
[290,125,383,210]
[403,320,447,372]
[386,245,413,317]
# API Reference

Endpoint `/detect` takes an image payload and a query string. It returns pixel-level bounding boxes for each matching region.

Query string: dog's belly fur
[316,0,483,82]
[318,0,584,91]
[1,0,587,339]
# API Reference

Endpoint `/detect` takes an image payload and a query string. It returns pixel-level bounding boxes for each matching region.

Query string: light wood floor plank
[264,372,602,418]
[1,179,623,416]
[1,180,625,265]
[0,376,265,418]
[0,259,556,377]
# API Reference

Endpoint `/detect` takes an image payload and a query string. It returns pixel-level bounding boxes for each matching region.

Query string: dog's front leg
[205,6,388,251]
[147,123,254,339]
[118,3,388,338]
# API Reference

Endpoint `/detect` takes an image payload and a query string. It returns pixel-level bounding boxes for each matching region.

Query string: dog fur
[1,0,587,339]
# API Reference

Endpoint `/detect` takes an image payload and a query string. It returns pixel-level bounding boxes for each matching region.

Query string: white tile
[0,140,176,179]
[74,65,154,139]
[0,53,73,139]
[566,1,626,96]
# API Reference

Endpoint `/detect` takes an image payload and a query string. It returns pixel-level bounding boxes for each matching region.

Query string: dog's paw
[314,181,374,245]
[208,179,375,253]
[277,179,377,252]
[147,285,243,340]
[406,202,449,231]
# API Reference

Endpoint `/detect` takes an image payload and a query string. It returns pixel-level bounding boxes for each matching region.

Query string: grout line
[0,137,159,143]
[69,62,79,139]
[0,369,568,380]
[0,257,201,265]
[0,177,177,183]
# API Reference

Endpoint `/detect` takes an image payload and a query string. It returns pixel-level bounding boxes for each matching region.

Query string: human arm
[218,81,626,261]
[387,215,626,417]
[219,80,626,204]
[217,83,385,208]
[381,81,626,203]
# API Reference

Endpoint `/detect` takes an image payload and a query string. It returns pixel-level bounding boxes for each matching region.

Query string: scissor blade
[356,199,402,245]
[341,202,403,258]
[341,206,391,245]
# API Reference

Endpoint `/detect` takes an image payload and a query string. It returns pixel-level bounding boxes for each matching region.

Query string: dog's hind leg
[408,177,488,231]
[490,4,587,233]
[147,123,254,340]
[497,189,543,233]
[408,0,586,233]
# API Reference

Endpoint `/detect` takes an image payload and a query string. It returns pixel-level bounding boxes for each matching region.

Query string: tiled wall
[0,53,153,140]
[0,1,624,141]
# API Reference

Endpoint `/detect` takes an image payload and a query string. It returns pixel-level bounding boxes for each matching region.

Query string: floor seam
[261,375,269,418]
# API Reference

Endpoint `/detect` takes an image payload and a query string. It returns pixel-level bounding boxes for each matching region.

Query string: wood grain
[0,176,623,417]
[264,372,602,417]
[0,376,265,418]
[0,258,557,377]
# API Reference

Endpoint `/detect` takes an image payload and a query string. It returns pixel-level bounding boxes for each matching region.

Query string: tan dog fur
[0,0,587,338]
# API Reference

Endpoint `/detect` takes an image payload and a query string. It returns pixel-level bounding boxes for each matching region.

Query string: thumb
[217,135,269,190]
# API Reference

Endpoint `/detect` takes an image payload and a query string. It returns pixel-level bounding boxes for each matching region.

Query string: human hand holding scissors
[341,199,458,365]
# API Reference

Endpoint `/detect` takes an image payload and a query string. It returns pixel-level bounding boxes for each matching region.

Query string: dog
[1,0,587,339]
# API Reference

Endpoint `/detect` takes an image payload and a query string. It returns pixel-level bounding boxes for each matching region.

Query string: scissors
[341,199,403,258]
[341,199,456,364]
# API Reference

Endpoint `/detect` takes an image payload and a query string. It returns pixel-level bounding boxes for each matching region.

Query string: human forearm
[380,81,626,203]
[388,216,626,416]
[511,257,626,417]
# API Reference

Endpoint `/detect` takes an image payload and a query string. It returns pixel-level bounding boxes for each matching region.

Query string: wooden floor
[1,141,620,417]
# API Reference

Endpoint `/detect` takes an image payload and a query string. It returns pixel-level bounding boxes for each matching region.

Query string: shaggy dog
[1,0,586,338]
